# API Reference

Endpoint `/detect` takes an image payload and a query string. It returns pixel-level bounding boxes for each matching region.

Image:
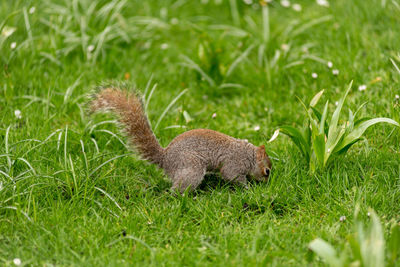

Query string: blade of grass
[154,88,188,131]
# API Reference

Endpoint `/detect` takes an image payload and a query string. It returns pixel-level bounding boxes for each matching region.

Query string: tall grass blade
[226,44,254,77]
[181,55,216,87]
[229,0,240,26]
[94,186,122,210]
[154,89,188,131]
[5,126,12,170]
[262,5,269,43]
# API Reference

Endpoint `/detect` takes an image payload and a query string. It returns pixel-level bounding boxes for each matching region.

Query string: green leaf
[311,107,322,121]
[360,210,385,267]
[348,109,354,131]
[335,138,360,155]
[335,117,399,152]
[347,235,362,263]
[280,126,311,161]
[388,224,400,263]
[328,81,353,141]
[310,89,324,107]
[326,125,345,162]
[312,133,325,167]
[319,101,329,135]
[308,238,343,267]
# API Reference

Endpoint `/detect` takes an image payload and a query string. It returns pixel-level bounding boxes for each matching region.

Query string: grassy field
[1,0,400,266]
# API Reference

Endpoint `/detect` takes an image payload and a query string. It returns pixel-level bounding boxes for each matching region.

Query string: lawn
[1,0,400,266]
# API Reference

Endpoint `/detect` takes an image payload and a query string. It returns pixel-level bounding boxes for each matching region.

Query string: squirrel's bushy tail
[90,87,164,166]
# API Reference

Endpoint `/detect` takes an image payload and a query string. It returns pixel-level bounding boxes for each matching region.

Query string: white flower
[312,73,318,79]
[327,148,331,153]
[29,6,36,14]
[87,45,95,52]
[281,0,290,7]
[10,42,17,49]
[327,61,333,68]
[339,215,346,222]
[332,69,339,75]
[160,43,169,50]
[254,125,260,131]
[13,258,21,266]
[335,101,339,106]
[358,85,367,91]
[144,41,151,49]
[367,212,371,217]
[212,113,217,119]
[243,0,253,4]
[316,0,329,7]
[14,110,22,119]
[395,94,399,99]
[268,129,280,143]
[281,43,289,52]
[170,18,179,25]
[292,3,302,11]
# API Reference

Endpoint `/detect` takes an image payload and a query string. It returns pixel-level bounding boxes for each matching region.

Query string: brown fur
[90,87,272,193]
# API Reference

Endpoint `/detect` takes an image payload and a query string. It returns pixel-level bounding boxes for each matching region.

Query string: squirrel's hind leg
[171,166,206,193]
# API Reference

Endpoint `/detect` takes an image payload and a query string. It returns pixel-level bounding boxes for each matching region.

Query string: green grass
[1,0,400,266]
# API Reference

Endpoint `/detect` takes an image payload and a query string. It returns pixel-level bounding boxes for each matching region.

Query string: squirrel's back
[162,129,255,174]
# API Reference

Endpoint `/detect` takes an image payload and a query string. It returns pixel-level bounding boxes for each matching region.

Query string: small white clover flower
[339,215,346,222]
[395,94,399,99]
[367,212,371,217]
[312,73,318,79]
[212,113,217,119]
[316,0,329,7]
[332,69,339,75]
[160,43,169,50]
[170,18,179,25]
[327,148,331,153]
[292,3,302,11]
[281,0,291,7]
[13,258,22,266]
[14,109,22,119]
[281,43,289,52]
[358,85,367,91]
[254,125,260,131]
[335,101,339,106]
[327,61,333,68]
[10,42,17,49]
[87,45,95,52]
[29,6,36,14]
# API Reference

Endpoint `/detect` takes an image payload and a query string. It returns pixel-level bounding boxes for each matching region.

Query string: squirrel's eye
[264,168,270,177]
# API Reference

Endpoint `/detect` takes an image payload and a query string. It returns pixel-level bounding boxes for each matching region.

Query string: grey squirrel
[90,87,272,193]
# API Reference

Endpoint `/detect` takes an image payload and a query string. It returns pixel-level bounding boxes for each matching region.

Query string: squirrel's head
[251,145,272,182]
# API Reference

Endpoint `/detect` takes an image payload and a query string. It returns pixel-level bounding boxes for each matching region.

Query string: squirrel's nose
[265,168,270,178]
